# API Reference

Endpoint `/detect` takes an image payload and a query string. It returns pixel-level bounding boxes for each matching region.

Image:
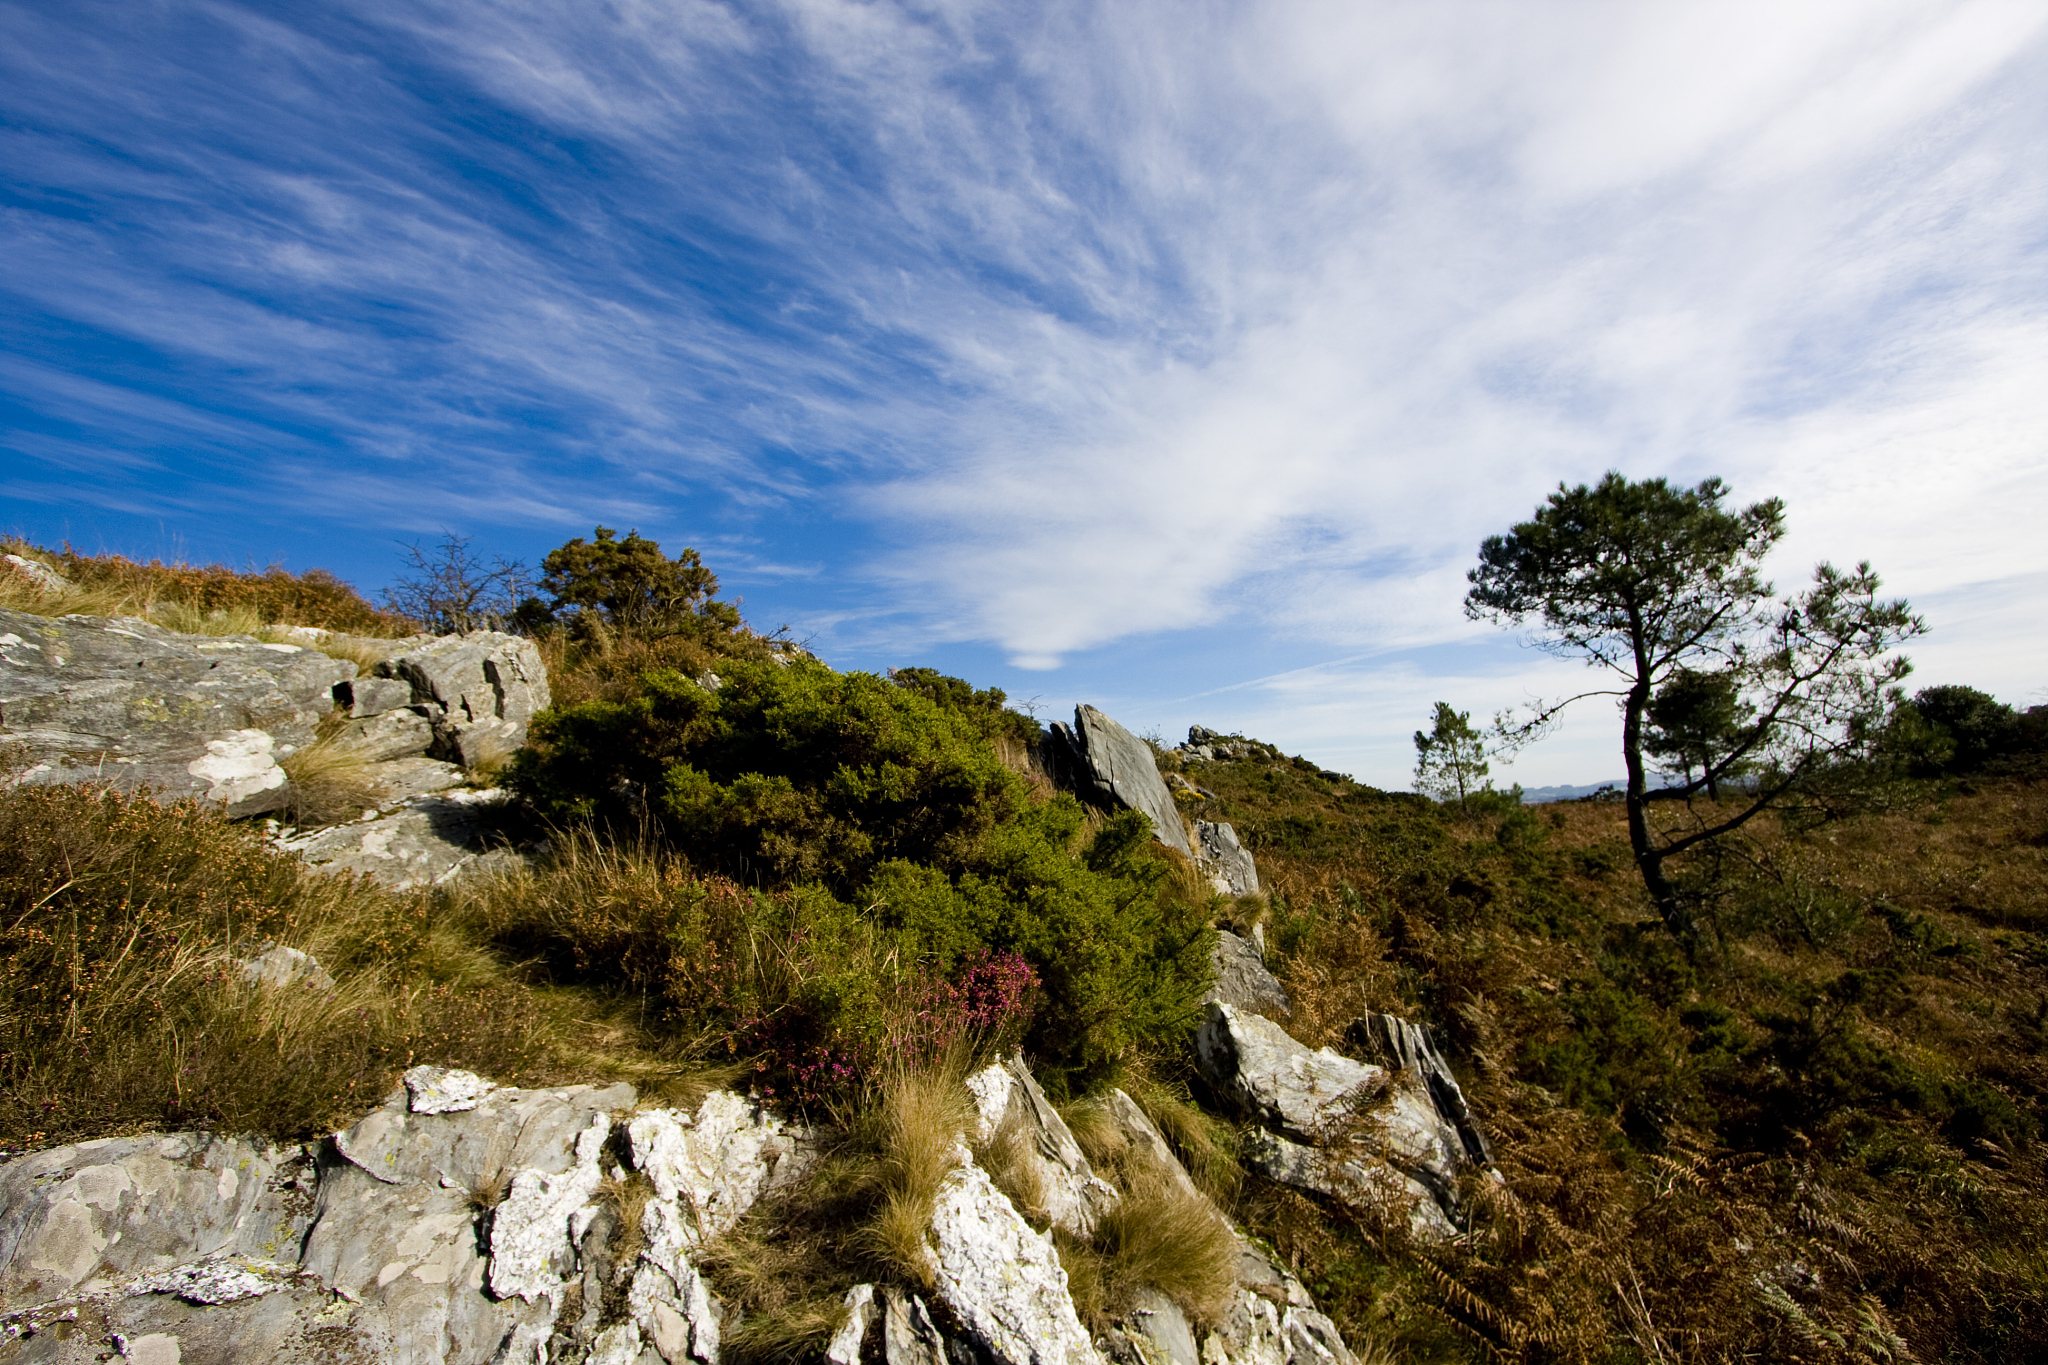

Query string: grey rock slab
[332,707,434,762]
[927,1148,1102,1365]
[966,1055,1118,1236]
[1202,932,1292,1020]
[1119,1289,1199,1365]
[0,1133,316,1310]
[360,755,469,804]
[0,608,353,816]
[1044,704,1192,857]
[1098,1090,1202,1201]
[3,1278,371,1365]
[279,788,522,889]
[341,676,414,720]
[1194,821,1259,896]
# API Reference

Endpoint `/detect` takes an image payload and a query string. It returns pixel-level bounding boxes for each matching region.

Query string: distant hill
[1518,779,1626,803]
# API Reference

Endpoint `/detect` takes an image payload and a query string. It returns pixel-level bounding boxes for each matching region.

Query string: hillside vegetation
[3,539,2044,1363]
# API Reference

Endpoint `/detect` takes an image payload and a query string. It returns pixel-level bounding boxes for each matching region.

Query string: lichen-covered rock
[0,1133,316,1310]
[827,1283,879,1365]
[0,607,351,816]
[967,1055,1119,1235]
[1203,932,1292,1020]
[1195,821,1259,896]
[1044,704,1192,857]
[1240,1130,1455,1242]
[1196,1004,1384,1141]
[928,1148,1103,1365]
[403,1066,496,1115]
[627,1090,816,1245]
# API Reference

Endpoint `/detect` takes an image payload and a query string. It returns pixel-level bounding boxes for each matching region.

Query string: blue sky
[5,0,2046,788]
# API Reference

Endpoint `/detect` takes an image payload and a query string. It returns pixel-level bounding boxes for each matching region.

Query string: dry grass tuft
[280,725,385,826]
[1094,1158,1238,1328]
[975,1106,1053,1230]
[865,1059,976,1286]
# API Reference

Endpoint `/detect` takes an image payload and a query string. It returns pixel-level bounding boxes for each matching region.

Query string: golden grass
[865,1059,976,1286]
[279,727,385,827]
[1094,1159,1238,1328]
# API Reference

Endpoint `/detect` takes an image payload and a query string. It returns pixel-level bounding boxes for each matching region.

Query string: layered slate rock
[0,608,352,817]
[1044,704,1192,857]
[1196,1002,1480,1240]
[1348,1012,1493,1168]
[376,632,550,769]
[966,1054,1119,1236]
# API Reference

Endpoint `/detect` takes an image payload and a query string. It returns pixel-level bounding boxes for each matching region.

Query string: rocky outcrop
[1196,1002,1483,1240]
[372,633,550,769]
[0,608,352,817]
[1204,931,1293,1019]
[0,1072,814,1364]
[2,554,69,593]
[1044,705,1192,857]
[1195,820,1259,896]
[929,1150,1104,1365]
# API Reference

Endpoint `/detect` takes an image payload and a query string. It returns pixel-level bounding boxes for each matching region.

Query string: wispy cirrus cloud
[2,0,2044,784]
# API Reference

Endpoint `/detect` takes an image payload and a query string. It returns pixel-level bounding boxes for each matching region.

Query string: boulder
[1044,705,1191,857]
[967,1054,1119,1235]
[1196,1003,1478,1239]
[273,787,525,890]
[0,608,352,817]
[1195,820,1260,896]
[378,632,550,769]
[1203,931,1292,1019]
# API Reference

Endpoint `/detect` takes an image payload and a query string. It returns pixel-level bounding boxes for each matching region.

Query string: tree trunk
[1623,645,1693,945]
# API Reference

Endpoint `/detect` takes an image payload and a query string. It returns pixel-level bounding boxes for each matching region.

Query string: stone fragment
[403,1066,496,1115]
[1240,1131,1455,1242]
[828,1283,879,1365]
[1195,821,1259,896]
[1044,704,1192,856]
[239,943,335,993]
[1203,932,1292,1020]
[133,1255,298,1304]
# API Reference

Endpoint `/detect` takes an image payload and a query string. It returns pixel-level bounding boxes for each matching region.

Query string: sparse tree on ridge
[1465,472,1924,945]
[1414,702,1492,807]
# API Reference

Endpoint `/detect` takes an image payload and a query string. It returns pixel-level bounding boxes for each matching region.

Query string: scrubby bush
[512,657,1211,1090]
